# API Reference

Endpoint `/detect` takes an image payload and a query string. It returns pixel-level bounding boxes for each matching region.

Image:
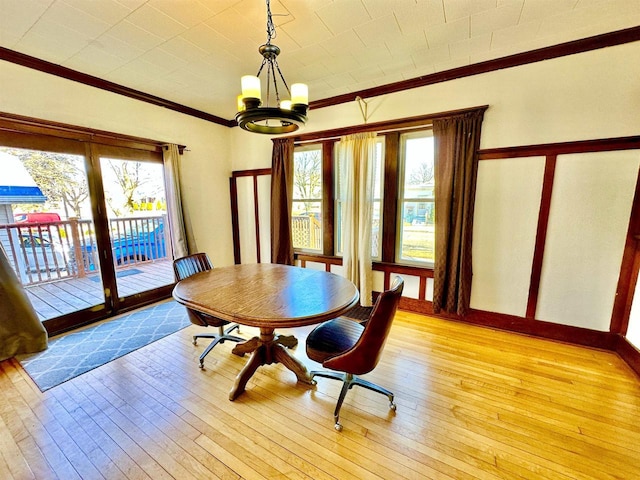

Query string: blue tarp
[0,185,47,203]
[0,152,46,204]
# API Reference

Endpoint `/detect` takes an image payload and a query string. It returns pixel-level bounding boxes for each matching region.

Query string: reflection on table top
[172,263,360,328]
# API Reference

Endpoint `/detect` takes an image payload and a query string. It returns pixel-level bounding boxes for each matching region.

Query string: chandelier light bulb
[241,75,261,101]
[291,84,309,106]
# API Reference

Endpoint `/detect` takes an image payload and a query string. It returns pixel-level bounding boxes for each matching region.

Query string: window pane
[335,138,384,259]
[0,146,103,321]
[292,145,322,251]
[397,132,435,265]
[100,157,174,297]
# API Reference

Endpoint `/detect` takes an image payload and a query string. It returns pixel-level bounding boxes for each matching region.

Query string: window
[397,131,435,266]
[334,137,385,259]
[289,123,437,271]
[292,144,322,251]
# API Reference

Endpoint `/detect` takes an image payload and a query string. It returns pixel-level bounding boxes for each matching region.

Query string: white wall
[536,151,639,330]
[472,156,545,317]
[0,60,236,267]
[227,41,640,332]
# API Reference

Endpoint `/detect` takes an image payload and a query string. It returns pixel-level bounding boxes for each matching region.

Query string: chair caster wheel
[199,363,204,369]
[334,423,343,431]
[192,338,198,345]
[390,402,397,411]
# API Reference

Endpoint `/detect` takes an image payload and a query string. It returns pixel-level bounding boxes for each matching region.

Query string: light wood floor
[1,309,639,479]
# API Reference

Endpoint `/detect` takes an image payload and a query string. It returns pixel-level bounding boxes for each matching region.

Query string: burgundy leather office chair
[306,276,404,430]
[173,253,243,369]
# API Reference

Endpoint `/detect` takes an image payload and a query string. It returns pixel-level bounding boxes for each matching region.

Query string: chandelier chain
[265,0,276,44]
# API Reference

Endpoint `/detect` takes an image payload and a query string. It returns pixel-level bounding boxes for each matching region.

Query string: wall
[227,41,640,333]
[0,60,236,267]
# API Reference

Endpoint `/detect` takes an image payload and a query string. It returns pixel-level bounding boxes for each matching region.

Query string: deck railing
[0,215,169,286]
[292,215,322,251]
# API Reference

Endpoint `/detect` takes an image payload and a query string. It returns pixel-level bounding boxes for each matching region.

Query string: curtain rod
[293,124,433,145]
[284,105,489,145]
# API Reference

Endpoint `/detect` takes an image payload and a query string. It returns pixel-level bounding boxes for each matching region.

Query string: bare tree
[408,161,434,185]
[293,149,322,200]
[107,160,144,214]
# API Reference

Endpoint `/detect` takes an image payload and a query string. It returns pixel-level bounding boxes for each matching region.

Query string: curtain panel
[0,244,48,361]
[270,137,295,265]
[163,144,189,259]
[433,109,485,315]
[337,132,377,306]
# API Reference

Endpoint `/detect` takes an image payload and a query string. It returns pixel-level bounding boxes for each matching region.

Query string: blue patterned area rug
[17,301,190,392]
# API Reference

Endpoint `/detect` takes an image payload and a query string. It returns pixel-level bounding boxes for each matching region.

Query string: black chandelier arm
[274,61,290,95]
[256,57,268,78]
[268,60,282,103]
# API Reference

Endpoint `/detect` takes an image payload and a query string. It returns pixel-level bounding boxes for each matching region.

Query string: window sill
[294,252,434,277]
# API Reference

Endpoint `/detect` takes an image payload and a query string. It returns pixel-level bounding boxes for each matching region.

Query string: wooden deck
[24,260,175,321]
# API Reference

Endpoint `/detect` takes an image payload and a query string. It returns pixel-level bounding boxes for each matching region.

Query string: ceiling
[1,0,639,121]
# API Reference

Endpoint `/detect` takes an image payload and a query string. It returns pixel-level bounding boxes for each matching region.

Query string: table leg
[273,343,313,384]
[231,336,261,356]
[229,348,264,401]
[275,334,298,349]
[228,327,312,400]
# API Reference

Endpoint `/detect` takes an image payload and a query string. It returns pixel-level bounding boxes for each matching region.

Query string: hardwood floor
[1,309,639,479]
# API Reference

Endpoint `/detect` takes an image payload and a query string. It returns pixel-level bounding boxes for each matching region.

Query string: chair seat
[200,311,229,328]
[306,317,364,364]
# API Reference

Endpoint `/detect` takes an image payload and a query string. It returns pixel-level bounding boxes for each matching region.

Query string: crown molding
[309,26,640,110]
[2,26,639,127]
[0,46,234,127]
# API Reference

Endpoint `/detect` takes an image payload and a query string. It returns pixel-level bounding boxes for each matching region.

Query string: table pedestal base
[229,327,313,400]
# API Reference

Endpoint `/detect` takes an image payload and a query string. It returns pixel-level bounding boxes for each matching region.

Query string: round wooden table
[172,263,359,400]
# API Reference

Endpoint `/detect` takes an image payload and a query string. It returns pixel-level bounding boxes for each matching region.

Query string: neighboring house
[0,151,47,282]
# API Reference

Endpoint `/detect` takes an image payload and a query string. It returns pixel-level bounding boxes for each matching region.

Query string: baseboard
[398,297,617,351]
[616,336,640,378]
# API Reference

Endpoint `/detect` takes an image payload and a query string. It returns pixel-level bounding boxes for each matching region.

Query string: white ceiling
[1,0,639,121]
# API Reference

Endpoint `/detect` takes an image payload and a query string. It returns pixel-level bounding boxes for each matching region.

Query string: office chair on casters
[306,276,404,431]
[173,253,243,369]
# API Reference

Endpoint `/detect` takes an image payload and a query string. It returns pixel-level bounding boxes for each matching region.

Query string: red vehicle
[14,212,61,224]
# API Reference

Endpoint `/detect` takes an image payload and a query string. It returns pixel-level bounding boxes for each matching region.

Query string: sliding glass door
[98,154,174,303]
[0,127,176,334]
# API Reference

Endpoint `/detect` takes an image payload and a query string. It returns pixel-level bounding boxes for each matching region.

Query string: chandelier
[235,0,309,134]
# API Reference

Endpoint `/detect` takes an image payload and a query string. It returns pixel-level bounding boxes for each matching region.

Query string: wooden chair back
[173,252,212,282]
[173,253,223,328]
[324,277,404,375]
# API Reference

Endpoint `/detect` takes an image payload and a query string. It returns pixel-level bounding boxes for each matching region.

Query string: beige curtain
[432,109,485,315]
[337,132,377,306]
[163,144,189,259]
[0,244,48,361]
[270,137,295,265]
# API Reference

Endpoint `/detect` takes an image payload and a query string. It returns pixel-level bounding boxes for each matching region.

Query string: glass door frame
[90,144,175,316]
[0,112,178,335]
